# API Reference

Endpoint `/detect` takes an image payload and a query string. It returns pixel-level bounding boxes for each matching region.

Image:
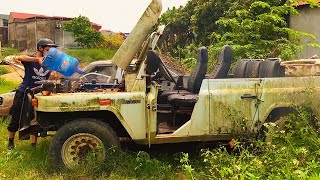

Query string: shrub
[0,66,10,75]
[101,34,124,49]
[65,49,116,64]
[0,77,18,93]
[0,48,19,59]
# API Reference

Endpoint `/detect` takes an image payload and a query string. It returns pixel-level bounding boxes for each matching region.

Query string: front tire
[49,118,120,168]
[258,116,287,143]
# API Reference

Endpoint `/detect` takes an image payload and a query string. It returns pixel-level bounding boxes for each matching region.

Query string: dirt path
[160,53,191,75]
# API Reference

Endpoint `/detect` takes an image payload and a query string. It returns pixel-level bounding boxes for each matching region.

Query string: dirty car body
[0,60,121,117]
[19,0,320,167]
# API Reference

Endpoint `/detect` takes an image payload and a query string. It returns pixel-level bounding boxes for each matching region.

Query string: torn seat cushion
[167,93,198,107]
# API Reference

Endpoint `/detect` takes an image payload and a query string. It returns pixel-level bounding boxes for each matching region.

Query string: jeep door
[208,78,263,135]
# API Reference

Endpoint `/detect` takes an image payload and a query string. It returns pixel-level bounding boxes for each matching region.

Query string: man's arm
[3,55,44,65]
[16,55,44,65]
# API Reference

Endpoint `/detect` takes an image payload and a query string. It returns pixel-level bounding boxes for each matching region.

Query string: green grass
[0,110,319,179]
[0,119,178,179]
[0,77,18,94]
[65,49,116,64]
[0,66,10,75]
[0,48,19,59]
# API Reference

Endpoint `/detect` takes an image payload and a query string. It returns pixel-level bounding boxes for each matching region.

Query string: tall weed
[0,66,10,75]
[65,49,116,64]
[0,109,319,179]
[0,77,18,94]
[179,109,320,179]
[0,48,19,59]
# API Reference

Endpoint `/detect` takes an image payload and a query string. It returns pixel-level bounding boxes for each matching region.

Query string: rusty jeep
[7,0,320,168]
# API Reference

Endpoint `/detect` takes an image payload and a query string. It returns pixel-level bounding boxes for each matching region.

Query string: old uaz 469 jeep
[20,0,320,167]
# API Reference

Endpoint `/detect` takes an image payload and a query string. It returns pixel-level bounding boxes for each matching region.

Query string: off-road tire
[259,60,280,78]
[233,60,248,78]
[245,61,261,78]
[258,117,287,142]
[49,118,120,168]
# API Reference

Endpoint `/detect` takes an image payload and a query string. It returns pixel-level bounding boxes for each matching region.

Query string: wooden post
[0,41,2,56]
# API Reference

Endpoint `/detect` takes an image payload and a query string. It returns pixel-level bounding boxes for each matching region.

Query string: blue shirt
[18,56,51,91]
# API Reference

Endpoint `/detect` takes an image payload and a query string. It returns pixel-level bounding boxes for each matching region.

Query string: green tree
[63,16,104,48]
[212,0,319,61]
[159,0,320,69]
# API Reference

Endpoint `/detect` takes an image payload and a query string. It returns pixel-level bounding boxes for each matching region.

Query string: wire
[8,63,24,79]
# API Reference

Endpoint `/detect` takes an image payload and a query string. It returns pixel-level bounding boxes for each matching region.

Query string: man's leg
[30,134,38,147]
[7,131,16,149]
[7,90,24,149]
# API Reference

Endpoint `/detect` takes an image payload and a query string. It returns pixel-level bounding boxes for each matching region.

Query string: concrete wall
[0,18,8,46]
[8,18,78,51]
[290,6,320,59]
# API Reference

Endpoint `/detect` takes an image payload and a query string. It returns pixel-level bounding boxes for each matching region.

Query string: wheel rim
[62,133,105,168]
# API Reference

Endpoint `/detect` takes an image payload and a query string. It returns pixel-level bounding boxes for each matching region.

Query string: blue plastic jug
[43,48,84,77]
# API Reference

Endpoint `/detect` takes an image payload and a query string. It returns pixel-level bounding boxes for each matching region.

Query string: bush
[0,48,19,59]
[179,109,320,179]
[0,77,18,94]
[101,34,124,49]
[65,49,116,64]
[0,66,10,75]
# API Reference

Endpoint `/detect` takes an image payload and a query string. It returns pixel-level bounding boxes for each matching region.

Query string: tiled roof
[10,12,71,20]
[10,12,101,30]
[295,0,320,6]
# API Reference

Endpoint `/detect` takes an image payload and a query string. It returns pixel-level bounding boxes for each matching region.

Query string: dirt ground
[160,53,191,75]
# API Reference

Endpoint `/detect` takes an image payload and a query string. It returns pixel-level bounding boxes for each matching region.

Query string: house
[8,12,102,51]
[100,29,114,36]
[290,0,320,59]
[0,14,9,46]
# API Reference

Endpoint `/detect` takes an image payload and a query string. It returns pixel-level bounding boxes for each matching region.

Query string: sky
[0,0,189,32]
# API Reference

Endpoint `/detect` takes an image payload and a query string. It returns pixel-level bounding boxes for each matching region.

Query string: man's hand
[2,55,17,64]
[49,71,62,80]
[37,57,44,66]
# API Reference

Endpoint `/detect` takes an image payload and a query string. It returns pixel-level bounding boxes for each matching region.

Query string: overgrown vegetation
[101,34,125,50]
[158,0,320,70]
[0,66,10,75]
[65,48,116,64]
[0,109,319,179]
[0,77,18,94]
[63,16,124,49]
[63,16,105,48]
[0,48,19,60]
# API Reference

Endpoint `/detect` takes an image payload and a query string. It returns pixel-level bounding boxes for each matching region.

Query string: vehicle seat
[147,50,177,83]
[209,45,233,79]
[166,47,208,106]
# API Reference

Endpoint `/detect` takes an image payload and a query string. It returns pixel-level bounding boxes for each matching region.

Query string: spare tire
[209,45,233,79]
[233,60,248,78]
[245,61,261,78]
[259,60,280,78]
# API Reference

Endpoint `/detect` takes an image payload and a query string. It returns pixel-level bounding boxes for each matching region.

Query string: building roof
[9,12,102,30]
[295,0,320,6]
[10,12,72,20]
